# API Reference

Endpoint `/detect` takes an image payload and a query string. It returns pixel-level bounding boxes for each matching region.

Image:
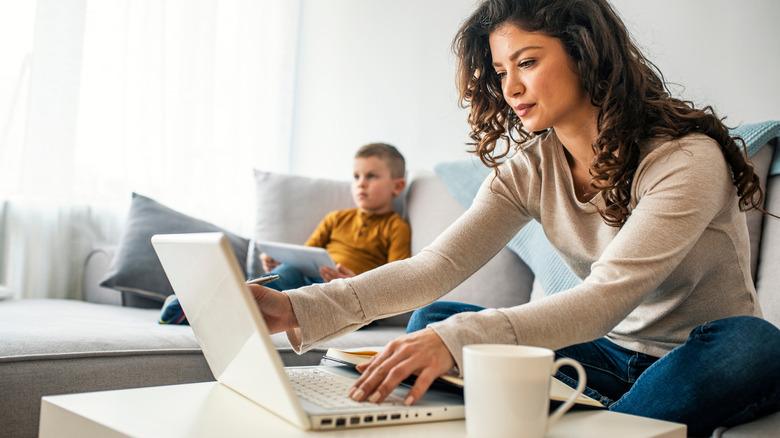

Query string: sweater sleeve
[284,171,532,352]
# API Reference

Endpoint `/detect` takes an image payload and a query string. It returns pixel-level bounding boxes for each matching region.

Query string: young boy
[261,143,411,290]
[159,143,410,324]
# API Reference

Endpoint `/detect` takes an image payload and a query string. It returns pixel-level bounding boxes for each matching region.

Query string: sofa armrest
[83,246,121,306]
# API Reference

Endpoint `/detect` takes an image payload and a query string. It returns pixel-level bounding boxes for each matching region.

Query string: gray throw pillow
[100,193,250,308]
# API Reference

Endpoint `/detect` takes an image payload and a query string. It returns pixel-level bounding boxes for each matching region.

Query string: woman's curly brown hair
[453,0,764,227]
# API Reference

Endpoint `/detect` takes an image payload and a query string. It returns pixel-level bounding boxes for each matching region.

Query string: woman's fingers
[247,284,298,333]
[348,328,454,405]
[349,345,403,400]
[404,366,441,406]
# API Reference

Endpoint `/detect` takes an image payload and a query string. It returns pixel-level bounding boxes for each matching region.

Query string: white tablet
[258,241,337,278]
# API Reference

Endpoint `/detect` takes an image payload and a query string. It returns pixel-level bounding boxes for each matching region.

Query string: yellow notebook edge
[322,348,603,408]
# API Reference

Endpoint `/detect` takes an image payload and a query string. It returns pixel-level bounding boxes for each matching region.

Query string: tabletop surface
[40,381,686,438]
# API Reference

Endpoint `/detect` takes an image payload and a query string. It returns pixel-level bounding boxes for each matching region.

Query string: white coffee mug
[463,344,587,438]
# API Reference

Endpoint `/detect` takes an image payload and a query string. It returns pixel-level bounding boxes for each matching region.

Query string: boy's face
[352,156,405,215]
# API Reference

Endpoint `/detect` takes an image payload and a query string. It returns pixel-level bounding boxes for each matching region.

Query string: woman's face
[489,23,594,133]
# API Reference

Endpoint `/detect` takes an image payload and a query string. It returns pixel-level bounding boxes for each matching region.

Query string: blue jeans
[263,264,323,291]
[407,301,780,437]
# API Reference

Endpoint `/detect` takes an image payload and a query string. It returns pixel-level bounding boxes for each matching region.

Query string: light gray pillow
[249,170,355,279]
[252,170,355,245]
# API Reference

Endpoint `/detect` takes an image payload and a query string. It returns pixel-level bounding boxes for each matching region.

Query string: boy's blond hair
[355,143,405,179]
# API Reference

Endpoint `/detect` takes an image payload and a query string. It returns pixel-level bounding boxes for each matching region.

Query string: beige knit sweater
[286,129,761,373]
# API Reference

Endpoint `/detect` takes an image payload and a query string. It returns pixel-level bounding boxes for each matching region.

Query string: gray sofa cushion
[249,170,355,279]
[0,299,209,438]
[100,193,250,308]
[252,170,356,246]
[718,412,780,438]
[82,247,121,306]
[745,143,774,279]
[755,172,780,328]
[0,299,202,360]
[406,170,534,308]
[0,298,405,438]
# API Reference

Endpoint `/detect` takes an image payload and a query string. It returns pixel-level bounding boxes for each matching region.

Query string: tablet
[258,241,337,278]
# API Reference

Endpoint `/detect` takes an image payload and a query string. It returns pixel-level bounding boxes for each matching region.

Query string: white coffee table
[40,381,685,437]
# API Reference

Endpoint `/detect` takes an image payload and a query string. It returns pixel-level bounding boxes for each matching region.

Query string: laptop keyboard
[286,368,405,409]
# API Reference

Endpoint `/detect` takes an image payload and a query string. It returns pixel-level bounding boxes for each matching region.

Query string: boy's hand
[260,253,280,274]
[246,284,298,333]
[319,264,356,282]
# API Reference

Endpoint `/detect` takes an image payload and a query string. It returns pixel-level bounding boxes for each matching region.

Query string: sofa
[2,138,779,437]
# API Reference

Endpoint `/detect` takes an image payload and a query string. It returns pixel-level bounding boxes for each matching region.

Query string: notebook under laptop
[151,232,464,430]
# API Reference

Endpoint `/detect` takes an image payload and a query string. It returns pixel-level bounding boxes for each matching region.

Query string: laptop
[257,240,337,278]
[151,232,464,430]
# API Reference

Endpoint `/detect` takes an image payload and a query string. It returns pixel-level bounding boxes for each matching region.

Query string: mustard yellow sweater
[305,209,410,275]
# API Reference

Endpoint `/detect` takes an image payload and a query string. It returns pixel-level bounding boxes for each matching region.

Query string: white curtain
[0,0,301,300]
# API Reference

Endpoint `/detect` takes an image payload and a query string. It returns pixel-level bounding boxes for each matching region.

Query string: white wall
[289,0,478,179]
[290,0,780,180]
[611,0,780,125]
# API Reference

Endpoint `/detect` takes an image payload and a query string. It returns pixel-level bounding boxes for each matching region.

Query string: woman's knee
[695,316,780,349]
[406,301,485,334]
[682,316,780,384]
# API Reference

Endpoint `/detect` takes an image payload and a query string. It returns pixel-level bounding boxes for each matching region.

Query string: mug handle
[547,358,587,430]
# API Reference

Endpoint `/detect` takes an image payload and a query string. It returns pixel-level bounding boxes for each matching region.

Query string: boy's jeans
[407,301,780,437]
[263,264,323,291]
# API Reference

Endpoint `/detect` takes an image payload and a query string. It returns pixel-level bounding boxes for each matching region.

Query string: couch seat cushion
[0,299,201,358]
[0,299,404,363]
[0,299,405,438]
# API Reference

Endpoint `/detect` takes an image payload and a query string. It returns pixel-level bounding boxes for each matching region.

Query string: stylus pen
[245,274,280,285]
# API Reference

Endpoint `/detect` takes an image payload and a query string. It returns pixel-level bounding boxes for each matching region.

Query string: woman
[251,0,780,434]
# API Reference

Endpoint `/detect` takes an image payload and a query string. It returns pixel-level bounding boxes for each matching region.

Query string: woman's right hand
[260,253,280,273]
[247,284,299,334]
[349,328,455,406]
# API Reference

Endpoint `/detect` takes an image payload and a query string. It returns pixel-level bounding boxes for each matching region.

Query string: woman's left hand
[348,328,455,406]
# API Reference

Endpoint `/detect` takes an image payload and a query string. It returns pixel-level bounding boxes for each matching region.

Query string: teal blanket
[435,121,780,295]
